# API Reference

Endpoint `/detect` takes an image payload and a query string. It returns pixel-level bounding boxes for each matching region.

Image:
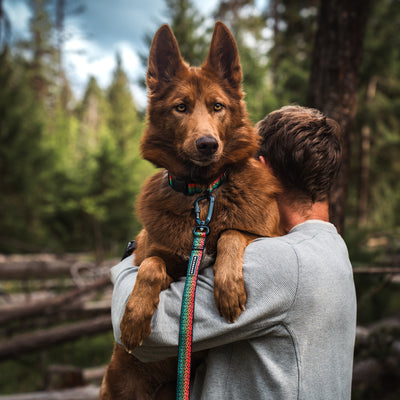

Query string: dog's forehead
[166,69,230,103]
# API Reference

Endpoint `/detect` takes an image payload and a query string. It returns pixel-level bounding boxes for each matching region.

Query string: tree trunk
[307,0,370,233]
[358,76,377,228]
[358,124,371,227]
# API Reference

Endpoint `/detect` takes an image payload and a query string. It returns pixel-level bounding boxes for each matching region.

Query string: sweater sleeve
[111,237,299,362]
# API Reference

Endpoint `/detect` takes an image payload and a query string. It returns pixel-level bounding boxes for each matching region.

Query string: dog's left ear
[203,21,242,89]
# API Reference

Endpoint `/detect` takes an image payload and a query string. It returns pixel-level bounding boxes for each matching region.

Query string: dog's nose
[196,136,219,155]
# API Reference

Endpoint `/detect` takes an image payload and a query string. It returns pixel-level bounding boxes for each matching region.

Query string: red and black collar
[168,171,227,195]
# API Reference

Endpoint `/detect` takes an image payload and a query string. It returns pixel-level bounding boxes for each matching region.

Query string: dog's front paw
[119,299,154,351]
[214,273,247,323]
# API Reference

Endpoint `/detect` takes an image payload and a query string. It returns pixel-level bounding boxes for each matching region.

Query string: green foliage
[165,0,208,66]
[266,0,318,106]
[344,227,400,324]
[2,0,399,257]
[40,64,151,257]
[0,332,114,394]
[0,49,53,252]
[0,9,152,255]
[24,0,59,103]
[108,53,140,151]
[139,0,208,88]
[347,0,400,230]
[215,0,280,122]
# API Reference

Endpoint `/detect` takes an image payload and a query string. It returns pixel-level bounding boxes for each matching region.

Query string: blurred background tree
[0,0,149,256]
[1,0,399,294]
[1,0,399,259]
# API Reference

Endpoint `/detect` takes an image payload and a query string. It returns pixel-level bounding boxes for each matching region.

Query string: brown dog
[100,22,281,399]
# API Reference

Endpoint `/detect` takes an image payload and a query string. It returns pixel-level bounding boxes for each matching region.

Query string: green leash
[176,192,215,400]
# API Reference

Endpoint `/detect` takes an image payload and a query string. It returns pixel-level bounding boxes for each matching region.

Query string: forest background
[0,0,399,399]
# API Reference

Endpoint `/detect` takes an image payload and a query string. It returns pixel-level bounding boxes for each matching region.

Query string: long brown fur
[100,21,281,400]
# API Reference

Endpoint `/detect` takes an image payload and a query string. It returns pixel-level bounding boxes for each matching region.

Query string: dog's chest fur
[137,161,280,278]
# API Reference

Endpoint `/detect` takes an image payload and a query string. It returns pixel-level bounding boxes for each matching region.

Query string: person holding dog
[110,105,356,399]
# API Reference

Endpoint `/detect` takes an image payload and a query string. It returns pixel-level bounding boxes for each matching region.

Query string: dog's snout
[196,136,219,155]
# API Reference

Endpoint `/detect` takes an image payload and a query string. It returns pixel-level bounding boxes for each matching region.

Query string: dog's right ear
[147,25,186,93]
[203,21,242,89]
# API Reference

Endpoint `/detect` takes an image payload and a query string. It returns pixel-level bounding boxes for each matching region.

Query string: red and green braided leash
[176,192,215,400]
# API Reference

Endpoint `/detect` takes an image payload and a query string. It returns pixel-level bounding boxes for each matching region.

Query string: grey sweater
[111,221,357,399]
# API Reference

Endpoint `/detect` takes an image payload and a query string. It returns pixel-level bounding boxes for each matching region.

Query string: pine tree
[83,133,141,259]
[139,0,207,87]
[0,49,53,252]
[25,0,58,104]
[107,53,139,151]
[78,76,110,154]
[266,0,318,105]
[216,0,279,122]
[307,0,369,233]
[352,0,400,229]
[165,0,207,66]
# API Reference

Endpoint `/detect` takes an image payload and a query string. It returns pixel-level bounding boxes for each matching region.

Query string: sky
[3,0,264,109]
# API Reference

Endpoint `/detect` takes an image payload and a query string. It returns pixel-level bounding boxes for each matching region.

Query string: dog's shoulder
[140,169,168,196]
[227,159,281,199]
[212,159,281,237]
[138,169,194,224]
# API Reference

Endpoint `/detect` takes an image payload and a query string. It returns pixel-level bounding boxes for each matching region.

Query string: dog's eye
[175,104,186,113]
[214,103,224,112]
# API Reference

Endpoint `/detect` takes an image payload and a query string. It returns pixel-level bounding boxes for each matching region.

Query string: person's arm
[111,238,298,362]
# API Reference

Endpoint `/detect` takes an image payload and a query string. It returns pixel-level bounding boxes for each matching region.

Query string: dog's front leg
[120,256,173,351]
[213,230,256,323]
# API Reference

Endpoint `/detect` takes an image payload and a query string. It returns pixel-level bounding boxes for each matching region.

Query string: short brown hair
[256,105,342,202]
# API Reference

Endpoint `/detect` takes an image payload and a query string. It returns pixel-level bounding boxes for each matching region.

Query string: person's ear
[259,156,275,174]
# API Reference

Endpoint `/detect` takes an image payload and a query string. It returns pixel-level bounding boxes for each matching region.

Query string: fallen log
[46,365,85,390]
[352,358,383,388]
[0,315,112,360]
[0,385,99,400]
[353,316,400,389]
[45,364,107,389]
[353,354,400,390]
[0,254,117,280]
[353,266,400,274]
[0,301,111,339]
[0,255,79,279]
[83,365,106,384]
[0,277,111,325]
[356,315,400,347]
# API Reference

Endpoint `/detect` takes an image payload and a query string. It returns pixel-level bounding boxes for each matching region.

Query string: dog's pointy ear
[147,25,185,92]
[203,21,242,88]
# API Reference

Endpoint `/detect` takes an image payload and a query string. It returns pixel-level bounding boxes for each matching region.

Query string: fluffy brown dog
[100,22,281,399]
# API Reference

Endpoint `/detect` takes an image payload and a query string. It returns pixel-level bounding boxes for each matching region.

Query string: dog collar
[168,171,227,195]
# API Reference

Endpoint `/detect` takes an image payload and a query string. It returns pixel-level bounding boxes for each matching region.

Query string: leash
[176,191,215,400]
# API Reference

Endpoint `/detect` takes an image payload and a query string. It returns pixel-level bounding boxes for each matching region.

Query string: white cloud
[3,0,30,41]
[118,42,148,108]
[3,0,266,110]
[64,29,147,107]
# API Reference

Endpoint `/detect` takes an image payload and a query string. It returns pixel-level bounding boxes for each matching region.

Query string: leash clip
[194,194,215,227]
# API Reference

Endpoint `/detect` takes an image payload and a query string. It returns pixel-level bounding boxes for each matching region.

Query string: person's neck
[277,195,330,234]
